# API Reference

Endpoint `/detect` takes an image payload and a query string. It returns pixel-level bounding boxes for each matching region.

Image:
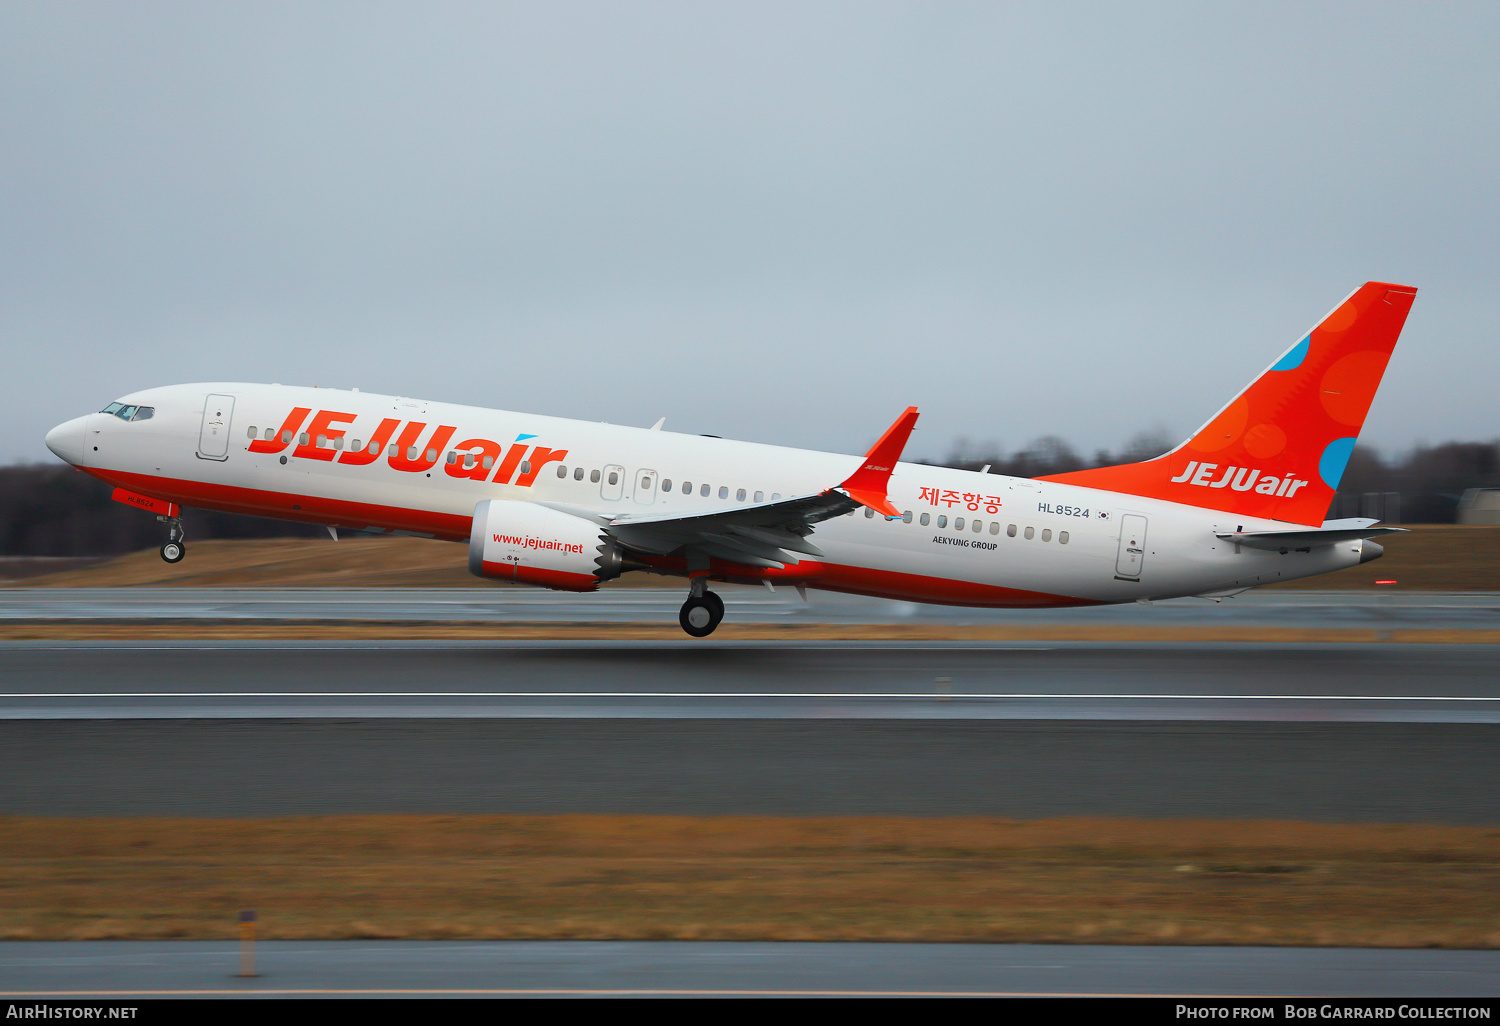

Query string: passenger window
[641,476,651,489]
[701,483,710,497]
[301,433,310,446]
[661,479,672,491]
[1007,524,1017,538]
[1059,531,1069,544]
[557,465,568,478]
[591,469,600,483]
[266,428,276,441]
[389,444,398,457]
[285,431,295,445]
[425,448,437,462]
[682,481,692,494]
[575,467,585,481]
[955,517,964,530]
[719,486,728,499]
[920,512,930,526]
[317,434,328,448]
[990,522,1000,535]
[772,493,781,501]
[608,471,618,485]
[464,454,475,468]
[902,511,912,523]
[352,439,362,451]
[1024,526,1034,540]
[483,456,494,470]
[334,436,343,449]
[865,508,874,518]
[754,491,763,503]
[446,451,457,464]
[972,520,982,533]
[1042,529,1052,542]
[368,441,379,455]
[937,515,948,528]
[247,426,257,439]
[736,488,746,501]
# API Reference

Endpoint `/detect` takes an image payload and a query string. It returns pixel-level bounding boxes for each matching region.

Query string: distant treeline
[4,436,1498,555]
[0,465,322,557]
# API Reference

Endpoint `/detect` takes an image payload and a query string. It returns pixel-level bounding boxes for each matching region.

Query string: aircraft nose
[45,415,89,466]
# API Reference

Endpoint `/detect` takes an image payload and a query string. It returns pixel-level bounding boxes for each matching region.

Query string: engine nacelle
[467,499,624,591]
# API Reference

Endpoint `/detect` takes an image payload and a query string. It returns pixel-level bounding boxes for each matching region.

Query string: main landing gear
[158,515,186,564]
[678,577,724,638]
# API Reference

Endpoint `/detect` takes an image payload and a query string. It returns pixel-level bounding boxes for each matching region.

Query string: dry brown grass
[2,815,1498,947]
[5,525,1497,591]
[1268,524,1500,591]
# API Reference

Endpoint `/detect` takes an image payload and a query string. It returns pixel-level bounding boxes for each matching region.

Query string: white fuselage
[47,382,1367,605]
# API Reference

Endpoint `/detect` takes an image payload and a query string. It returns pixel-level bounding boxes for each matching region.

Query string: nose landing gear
[158,515,186,564]
[678,576,724,637]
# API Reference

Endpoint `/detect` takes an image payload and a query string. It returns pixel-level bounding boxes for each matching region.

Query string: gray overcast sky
[3,2,1496,464]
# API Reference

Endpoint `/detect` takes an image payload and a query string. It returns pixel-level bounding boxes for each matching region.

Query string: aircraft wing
[542,406,919,569]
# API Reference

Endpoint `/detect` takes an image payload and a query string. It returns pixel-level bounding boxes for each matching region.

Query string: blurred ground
[3,526,1496,590]
[2,815,1496,947]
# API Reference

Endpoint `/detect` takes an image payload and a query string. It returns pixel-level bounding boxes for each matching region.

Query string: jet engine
[467,499,625,591]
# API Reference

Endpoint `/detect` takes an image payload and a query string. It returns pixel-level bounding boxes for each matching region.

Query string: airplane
[44,281,1416,636]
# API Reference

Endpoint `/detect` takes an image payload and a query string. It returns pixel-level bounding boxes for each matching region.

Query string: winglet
[838,406,919,517]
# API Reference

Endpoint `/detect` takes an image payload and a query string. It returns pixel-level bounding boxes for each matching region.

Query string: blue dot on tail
[1319,437,1358,490]
[1270,335,1310,372]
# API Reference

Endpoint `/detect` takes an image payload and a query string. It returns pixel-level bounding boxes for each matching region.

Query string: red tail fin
[1039,282,1417,526]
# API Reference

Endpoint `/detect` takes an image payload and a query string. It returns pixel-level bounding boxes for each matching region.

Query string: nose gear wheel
[157,515,186,564]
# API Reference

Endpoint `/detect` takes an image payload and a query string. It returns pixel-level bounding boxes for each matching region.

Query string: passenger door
[1115,514,1148,579]
[197,393,235,461]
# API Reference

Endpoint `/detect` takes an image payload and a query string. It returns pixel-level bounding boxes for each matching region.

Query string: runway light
[239,909,258,977]
[1375,580,1397,585]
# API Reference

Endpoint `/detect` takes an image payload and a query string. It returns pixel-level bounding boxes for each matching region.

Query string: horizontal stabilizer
[1217,518,1405,552]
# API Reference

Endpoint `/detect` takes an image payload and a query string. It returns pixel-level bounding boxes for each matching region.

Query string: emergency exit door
[600,464,625,501]
[633,469,658,505]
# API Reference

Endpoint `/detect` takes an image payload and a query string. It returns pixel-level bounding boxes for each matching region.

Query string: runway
[3,586,1498,628]
[2,639,1497,822]
[2,638,1497,721]
[3,941,1498,997]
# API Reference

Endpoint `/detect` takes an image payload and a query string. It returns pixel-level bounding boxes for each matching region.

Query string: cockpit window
[99,402,154,421]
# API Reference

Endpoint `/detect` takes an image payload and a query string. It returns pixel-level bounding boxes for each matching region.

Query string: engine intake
[468,499,624,591]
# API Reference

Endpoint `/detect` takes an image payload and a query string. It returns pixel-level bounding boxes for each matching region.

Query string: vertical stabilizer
[1039,282,1417,526]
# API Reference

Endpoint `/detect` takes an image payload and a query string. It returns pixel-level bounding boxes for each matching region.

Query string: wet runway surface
[3,639,1498,722]
[5,717,1497,822]
[3,587,1498,628]
[3,639,1497,821]
[3,940,1498,997]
